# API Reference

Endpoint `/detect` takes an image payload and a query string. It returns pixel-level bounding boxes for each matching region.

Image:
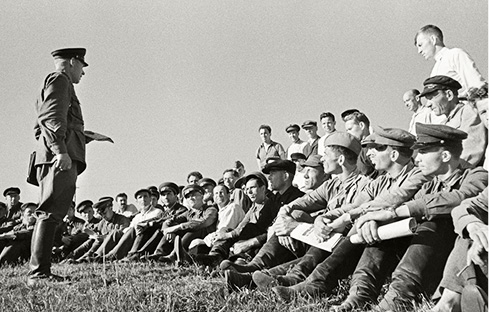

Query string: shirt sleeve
[452,187,488,236]
[406,167,488,220]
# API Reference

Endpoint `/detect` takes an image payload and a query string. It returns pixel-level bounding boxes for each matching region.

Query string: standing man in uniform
[28,48,89,285]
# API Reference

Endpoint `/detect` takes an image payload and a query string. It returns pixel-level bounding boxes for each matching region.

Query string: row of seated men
[1,76,487,311]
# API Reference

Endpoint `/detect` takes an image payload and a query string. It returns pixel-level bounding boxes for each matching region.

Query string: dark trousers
[290,238,365,295]
[247,234,305,270]
[378,219,457,310]
[29,162,78,278]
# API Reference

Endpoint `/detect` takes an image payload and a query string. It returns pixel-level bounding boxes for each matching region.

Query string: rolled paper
[350,217,417,244]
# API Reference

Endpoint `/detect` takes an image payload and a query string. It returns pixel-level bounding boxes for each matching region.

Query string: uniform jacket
[34,71,87,174]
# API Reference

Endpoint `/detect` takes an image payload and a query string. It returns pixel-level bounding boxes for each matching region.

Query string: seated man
[65,197,130,262]
[0,202,11,233]
[52,202,85,261]
[199,178,217,206]
[328,123,487,312]
[93,188,163,261]
[114,193,138,218]
[432,187,488,312]
[2,187,24,231]
[223,168,252,213]
[193,172,277,266]
[0,202,37,266]
[144,184,218,263]
[290,152,307,191]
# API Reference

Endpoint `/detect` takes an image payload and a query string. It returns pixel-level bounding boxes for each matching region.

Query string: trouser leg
[248,234,299,270]
[29,162,77,278]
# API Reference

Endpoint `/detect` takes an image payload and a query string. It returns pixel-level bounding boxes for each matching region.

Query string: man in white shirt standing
[415,24,486,97]
[286,124,310,160]
[317,112,337,156]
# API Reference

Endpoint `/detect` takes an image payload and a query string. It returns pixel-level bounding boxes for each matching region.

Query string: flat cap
[290,153,307,161]
[365,126,416,148]
[419,75,462,97]
[285,124,300,133]
[76,200,93,213]
[341,109,360,120]
[134,188,151,199]
[93,197,113,211]
[303,155,323,168]
[3,187,20,197]
[159,182,179,195]
[234,171,268,189]
[182,184,205,197]
[51,48,88,66]
[324,132,362,156]
[262,159,296,174]
[199,178,217,188]
[301,120,317,129]
[412,123,467,149]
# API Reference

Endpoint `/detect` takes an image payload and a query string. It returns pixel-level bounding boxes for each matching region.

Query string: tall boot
[28,216,63,284]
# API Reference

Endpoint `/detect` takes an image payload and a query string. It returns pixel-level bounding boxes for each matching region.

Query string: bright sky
[1,1,487,204]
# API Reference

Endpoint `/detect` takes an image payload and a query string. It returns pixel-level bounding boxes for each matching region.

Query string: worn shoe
[220,259,259,273]
[272,286,296,303]
[252,271,279,289]
[27,273,70,287]
[225,270,253,292]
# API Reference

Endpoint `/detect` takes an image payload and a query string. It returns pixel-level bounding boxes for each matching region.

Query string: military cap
[182,184,205,198]
[290,153,307,161]
[51,48,88,66]
[3,187,20,197]
[301,120,317,129]
[303,155,323,168]
[199,178,217,188]
[324,132,362,156]
[93,197,113,211]
[147,186,158,194]
[76,200,93,213]
[262,159,296,175]
[365,126,416,148]
[234,171,268,189]
[285,124,300,133]
[419,75,462,97]
[20,202,38,210]
[158,182,179,195]
[341,109,360,120]
[134,188,151,199]
[412,123,468,150]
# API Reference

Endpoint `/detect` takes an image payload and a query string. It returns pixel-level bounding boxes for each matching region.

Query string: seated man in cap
[431,188,488,312]
[285,124,311,161]
[402,89,446,136]
[256,125,286,170]
[266,127,427,301]
[143,184,218,263]
[318,112,337,157]
[0,203,37,266]
[121,182,188,261]
[419,75,486,168]
[328,123,487,312]
[94,189,163,261]
[302,120,321,159]
[52,202,85,261]
[114,193,138,218]
[199,178,217,206]
[2,187,23,231]
[64,197,130,263]
[341,110,380,178]
[193,172,278,267]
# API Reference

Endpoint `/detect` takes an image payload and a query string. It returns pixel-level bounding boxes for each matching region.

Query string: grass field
[0,261,433,312]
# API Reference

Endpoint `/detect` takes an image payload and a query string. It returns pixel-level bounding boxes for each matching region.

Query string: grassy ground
[0,261,433,312]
